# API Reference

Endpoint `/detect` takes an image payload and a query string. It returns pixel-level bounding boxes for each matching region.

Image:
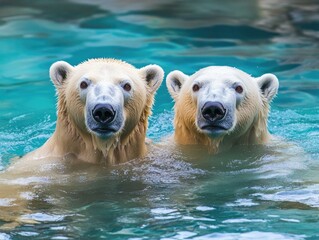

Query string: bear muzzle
[201,101,226,123]
[86,102,124,139]
[92,103,116,124]
[197,101,234,137]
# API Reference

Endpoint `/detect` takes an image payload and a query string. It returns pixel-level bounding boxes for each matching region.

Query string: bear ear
[139,64,164,94]
[49,61,74,88]
[256,73,279,102]
[166,70,188,101]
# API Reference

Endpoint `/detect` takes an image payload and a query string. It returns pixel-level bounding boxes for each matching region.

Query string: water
[0,0,319,239]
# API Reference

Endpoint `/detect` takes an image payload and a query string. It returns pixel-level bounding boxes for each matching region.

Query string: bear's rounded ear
[166,70,188,101]
[256,73,279,102]
[139,64,164,94]
[49,61,74,88]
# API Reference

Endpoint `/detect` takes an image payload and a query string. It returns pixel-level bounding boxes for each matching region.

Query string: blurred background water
[0,0,319,239]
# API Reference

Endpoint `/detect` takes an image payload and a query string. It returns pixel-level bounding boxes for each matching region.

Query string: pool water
[1,0,319,239]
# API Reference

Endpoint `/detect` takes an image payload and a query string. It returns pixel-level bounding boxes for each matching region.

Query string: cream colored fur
[0,59,164,228]
[166,66,279,154]
[16,59,164,164]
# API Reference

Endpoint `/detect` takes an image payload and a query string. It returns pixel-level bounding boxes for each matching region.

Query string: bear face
[44,59,164,163]
[166,66,279,151]
[50,59,163,142]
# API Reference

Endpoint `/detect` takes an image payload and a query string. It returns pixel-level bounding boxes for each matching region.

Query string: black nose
[201,101,226,122]
[92,104,115,124]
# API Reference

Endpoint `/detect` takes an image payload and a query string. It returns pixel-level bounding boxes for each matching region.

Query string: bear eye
[192,84,200,92]
[123,83,132,92]
[235,85,243,94]
[80,81,88,89]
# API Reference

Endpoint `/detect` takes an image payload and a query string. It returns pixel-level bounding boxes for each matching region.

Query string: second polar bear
[166,66,279,153]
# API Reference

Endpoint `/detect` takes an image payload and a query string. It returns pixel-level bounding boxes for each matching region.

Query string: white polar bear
[166,66,279,153]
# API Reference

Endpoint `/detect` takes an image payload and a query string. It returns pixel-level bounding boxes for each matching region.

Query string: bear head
[49,59,163,158]
[166,66,279,149]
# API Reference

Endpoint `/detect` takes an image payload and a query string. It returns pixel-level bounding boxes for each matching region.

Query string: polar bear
[166,66,279,153]
[17,59,164,165]
[0,59,164,228]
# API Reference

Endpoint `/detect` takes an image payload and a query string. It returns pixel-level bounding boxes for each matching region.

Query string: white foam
[280,218,300,223]
[0,233,11,240]
[192,231,305,240]
[182,216,215,222]
[51,237,69,240]
[17,232,39,237]
[222,218,267,223]
[20,191,35,200]
[255,184,319,208]
[151,208,177,215]
[196,206,216,211]
[21,213,65,222]
[50,226,67,231]
[226,199,259,207]
[0,198,15,207]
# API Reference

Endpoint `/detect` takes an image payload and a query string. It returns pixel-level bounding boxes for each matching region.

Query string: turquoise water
[1,0,319,239]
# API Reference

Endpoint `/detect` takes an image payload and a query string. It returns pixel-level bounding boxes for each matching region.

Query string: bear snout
[201,101,226,123]
[92,104,116,124]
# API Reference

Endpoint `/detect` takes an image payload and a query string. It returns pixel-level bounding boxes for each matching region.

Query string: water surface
[0,0,319,239]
